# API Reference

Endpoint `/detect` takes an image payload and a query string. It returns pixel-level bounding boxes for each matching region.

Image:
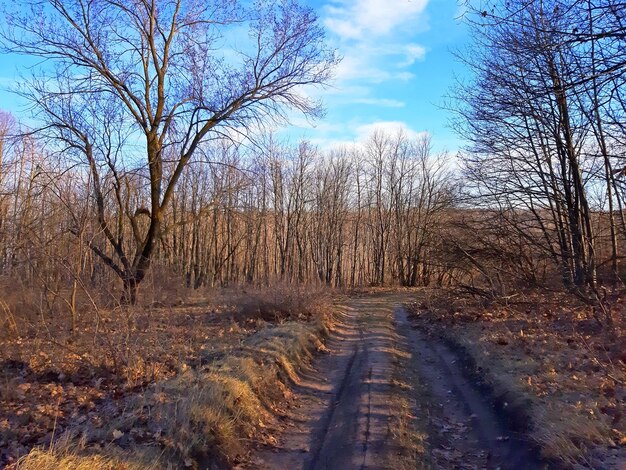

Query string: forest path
[247,292,545,470]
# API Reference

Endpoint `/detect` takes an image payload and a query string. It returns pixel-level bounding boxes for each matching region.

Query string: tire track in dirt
[306,297,396,470]
[396,306,549,470]
[249,294,404,470]
[249,293,546,469]
[306,341,363,470]
[360,366,373,470]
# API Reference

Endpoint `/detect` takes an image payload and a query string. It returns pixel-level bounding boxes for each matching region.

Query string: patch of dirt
[249,293,418,469]
[396,307,547,469]
[249,291,547,469]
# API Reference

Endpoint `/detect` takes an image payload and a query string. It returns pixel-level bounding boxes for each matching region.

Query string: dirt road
[249,293,546,469]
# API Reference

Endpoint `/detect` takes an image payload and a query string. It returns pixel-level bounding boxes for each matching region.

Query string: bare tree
[453,0,626,325]
[1,0,337,303]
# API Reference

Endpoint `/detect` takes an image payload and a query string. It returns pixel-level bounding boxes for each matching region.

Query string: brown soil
[396,307,547,469]
[249,294,410,469]
[249,291,547,469]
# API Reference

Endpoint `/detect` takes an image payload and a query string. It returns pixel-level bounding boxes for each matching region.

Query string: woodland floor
[0,297,250,466]
[0,287,327,468]
[405,289,626,469]
[2,288,626,469]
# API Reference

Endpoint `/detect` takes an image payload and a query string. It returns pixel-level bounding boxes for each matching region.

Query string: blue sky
[291,0,470,153]
[0,0,469,153]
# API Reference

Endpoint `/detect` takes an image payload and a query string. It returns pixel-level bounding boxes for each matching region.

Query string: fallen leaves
[0,300,255,467]
[406,289,626,467]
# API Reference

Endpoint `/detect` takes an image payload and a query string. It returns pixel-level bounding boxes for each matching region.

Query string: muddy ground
[248,292,548,469]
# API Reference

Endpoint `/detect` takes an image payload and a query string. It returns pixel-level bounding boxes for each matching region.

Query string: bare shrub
[230,283,331,324]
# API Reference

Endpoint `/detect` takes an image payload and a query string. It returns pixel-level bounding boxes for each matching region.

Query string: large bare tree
[0,0,337,303]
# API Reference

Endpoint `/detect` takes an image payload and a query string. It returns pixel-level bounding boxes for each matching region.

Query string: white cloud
[309,121,430,151]
[320,0,430,96]
[355,121,430,142]
[334,53,416,83]
[353,98,406,108]
[402,43,427,66]
[291,1,435,151]
[324,0,430,40]
[281,117,431,152]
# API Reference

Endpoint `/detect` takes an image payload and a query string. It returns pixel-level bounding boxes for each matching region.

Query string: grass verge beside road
[3,285,334,469]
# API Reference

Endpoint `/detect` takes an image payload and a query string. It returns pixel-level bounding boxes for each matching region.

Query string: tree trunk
[122,276,139,305]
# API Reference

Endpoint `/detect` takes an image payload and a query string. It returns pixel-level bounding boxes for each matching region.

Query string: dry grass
[14,433,162,470]
[1,283,333,469]
[384,308,430,470]
[388,350,429,470]
[144,313,331,467]
[17,448,142,470]
[407,289,626,468]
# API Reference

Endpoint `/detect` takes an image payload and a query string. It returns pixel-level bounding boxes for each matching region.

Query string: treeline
[0,121,457,300]
[2,0,626,323]
[165,134,456,288]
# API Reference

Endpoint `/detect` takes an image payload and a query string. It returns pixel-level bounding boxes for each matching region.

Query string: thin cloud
[355,121,430,142]
[402,44,427,66]
[324,0,430,40]
[322,2,429,91]
[353,98,406,108]
[334,54,416,83]
[288,1,438,152]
